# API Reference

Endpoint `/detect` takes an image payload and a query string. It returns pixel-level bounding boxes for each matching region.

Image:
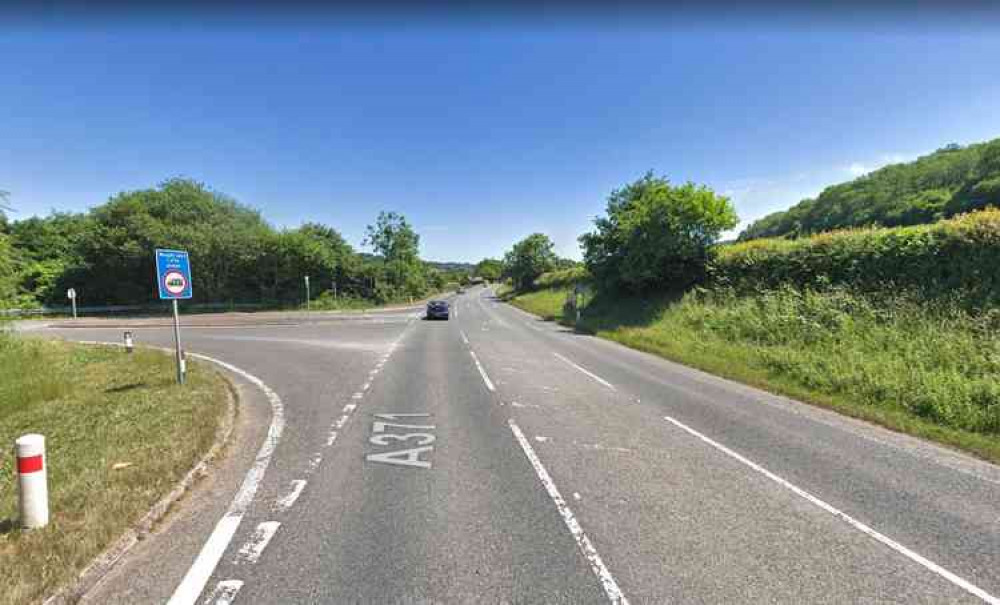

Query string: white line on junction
[509,419,629,605]
[234,521,281,565]
[553,353,615,391]
[663,415,1000,605]
[168,353,285,605]
[203,579,242,605]
[469,351,495,392]
[275,480,306,512]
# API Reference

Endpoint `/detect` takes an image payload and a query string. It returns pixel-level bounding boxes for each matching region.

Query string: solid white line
[553,353,615,391]
[203,579,243,605]
[275,480,306,511]
[662,415,1000,605]
[235,521,281,565]
[509,420,629,605]
[469,351,495,392]
[168,354,285,605]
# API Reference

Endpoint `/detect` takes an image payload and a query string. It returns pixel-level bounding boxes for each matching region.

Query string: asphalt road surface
[39,286,1000,604]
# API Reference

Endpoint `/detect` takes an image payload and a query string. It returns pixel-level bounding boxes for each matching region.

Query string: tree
[364,211,426,297]
[580,172,738,292]
[502,233,557,290]
[474,258,503,281]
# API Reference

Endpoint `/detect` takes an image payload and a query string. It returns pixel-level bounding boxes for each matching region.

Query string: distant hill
[425,260,476,273]
[739,137,1000,240]
[360,253,474,274]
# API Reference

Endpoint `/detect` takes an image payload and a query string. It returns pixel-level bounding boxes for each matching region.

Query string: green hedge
[712,209,1000,307]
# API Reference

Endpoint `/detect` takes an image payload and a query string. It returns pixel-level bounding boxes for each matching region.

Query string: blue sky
[2,14,1000,262]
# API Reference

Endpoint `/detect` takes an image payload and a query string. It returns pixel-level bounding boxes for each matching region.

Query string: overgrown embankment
[504,210,1000,462]
[0,334,228,604]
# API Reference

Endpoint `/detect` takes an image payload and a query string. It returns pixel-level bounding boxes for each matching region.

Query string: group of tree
[0,178,447,309]
[500,172,738,295]
[740,137,1000,240]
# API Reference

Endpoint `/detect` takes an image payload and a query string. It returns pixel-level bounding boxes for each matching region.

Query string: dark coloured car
[426,300,450,320]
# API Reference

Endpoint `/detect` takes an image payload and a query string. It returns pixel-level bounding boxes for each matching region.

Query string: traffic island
[0,336,228,605]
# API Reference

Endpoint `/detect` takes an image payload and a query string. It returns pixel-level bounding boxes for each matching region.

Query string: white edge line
[508,419,629,605]
[168,353,285,605]
[276,479,306,511]
[662,415,999,605]
[235,521,281,564]
[203,579,243,605]
[469,350,495,392]
[553,352,615,391]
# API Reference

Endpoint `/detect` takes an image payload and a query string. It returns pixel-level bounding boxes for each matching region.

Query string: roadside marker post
[124,330,134,354]
[305,275,311,312]
[155,249,193,385]
[15,434,49,529]
[67,288,77,319]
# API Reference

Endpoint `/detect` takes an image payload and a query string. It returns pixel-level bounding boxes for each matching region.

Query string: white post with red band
[15,433,49,529]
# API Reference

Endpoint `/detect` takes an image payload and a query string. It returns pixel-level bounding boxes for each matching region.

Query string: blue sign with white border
[155,249,193,300]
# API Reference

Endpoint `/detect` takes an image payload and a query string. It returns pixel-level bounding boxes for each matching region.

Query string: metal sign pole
[305,275,311,311]
[172,299,185,385]
[71,296,77,319]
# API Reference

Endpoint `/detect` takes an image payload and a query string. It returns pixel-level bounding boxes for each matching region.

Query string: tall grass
[0,332,228,604]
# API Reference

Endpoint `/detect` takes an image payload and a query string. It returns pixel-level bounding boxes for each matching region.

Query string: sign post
[155,249,193,385]
[66,288,77,319]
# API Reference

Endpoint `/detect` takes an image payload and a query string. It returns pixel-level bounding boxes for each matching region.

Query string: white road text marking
[275,480,306,511]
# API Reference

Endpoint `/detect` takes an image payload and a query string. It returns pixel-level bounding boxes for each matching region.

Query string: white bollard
[15,434,49,529]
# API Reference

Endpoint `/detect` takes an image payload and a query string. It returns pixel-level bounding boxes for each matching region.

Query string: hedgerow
[712,208,1000,308]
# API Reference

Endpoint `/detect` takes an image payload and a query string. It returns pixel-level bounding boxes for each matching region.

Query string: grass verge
[0,334,228,605]
[506,285,1000,464]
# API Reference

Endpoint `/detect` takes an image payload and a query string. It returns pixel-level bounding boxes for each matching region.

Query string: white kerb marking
[203,579,243,605]
[509,419,629,605]
[553,353,615,391]
[663,415,1000,605]
[168,354,285,605]
[276,480,306,511]
[235,521,281,564]
[469,351,495,392]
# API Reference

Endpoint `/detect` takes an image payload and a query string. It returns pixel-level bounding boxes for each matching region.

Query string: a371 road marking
[663,415,1000,605]
[366,413,436,469]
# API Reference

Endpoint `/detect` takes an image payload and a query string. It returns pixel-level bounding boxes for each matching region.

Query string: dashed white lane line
[168,354,285,605]
[662,415,1000,605]
[509,419,629,605]
[275,480,307,512]
[459,329,470,345]
[234,521,281,565]
[553,352,615,391]
[469,350,495,392]
[202,579,242,605]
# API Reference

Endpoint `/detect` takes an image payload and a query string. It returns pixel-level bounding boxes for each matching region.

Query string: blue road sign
[155,249,193,300]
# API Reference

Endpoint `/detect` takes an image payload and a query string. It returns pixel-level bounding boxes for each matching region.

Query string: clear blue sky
[3,9,1000,262]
